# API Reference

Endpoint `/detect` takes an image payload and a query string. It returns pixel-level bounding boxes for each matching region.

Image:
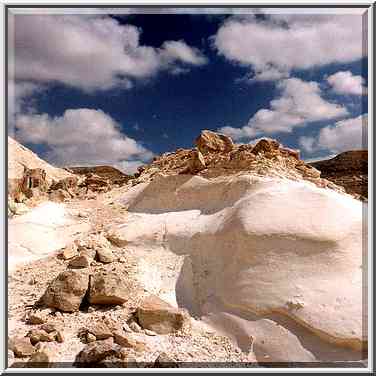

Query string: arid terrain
[7,131,368,368]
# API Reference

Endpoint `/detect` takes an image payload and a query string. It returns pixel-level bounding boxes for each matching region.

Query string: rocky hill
[7,132,368,369]
[66,166,131,186]
[309,151,368,201]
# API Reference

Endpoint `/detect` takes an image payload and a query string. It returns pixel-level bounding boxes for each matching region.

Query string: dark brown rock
[309,150,368,200]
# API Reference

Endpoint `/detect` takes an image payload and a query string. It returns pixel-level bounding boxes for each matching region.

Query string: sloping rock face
[8,137,73,183]
[309,151,368,201]
[112,170,366,357]
[8,202,91,272]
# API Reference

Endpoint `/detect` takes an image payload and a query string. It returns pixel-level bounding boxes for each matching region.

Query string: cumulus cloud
[299,114,368,154]
[14,108,154,174]
[327,71,367,95]
[10,15,207,91]
[213,12,364,81]
[218,77,348,141]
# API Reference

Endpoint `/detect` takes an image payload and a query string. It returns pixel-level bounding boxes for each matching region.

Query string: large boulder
[88,271,130,305]
[41,270,89,312]
[195,130,234,154]
[137,295,186,334]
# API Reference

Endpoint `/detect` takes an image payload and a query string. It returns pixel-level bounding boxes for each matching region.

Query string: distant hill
[309,150,368,200]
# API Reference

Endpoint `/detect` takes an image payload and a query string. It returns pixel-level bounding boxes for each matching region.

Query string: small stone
[88,306,95,313]
[62,243,78,260]
[27,349,51,367]
[86,333,96,343]
[137,295,186,334]
[28,277,37,285]
[128,321,142,333]
[9,336,34,357]
[154,352,179,368]
[80,247,96,260]
[27,329,54,345]
[25,311,47,325]
[55,330,64,343]
[96,248,115,263]
[68,255,91,268]
[39,323,56,333]
[144,329,157,336]
[75,338,116,364]
[118,257,127,263]
[105,230,128,247]
[86,322,113,340]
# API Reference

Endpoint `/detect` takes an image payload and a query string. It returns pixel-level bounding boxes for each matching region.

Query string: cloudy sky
[8,8,368,173]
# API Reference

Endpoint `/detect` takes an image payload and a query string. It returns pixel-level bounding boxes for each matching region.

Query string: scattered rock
[144,329,157,336]
[154,352,179,368]
[96,248,115,263]
[41,270,90,312]
[27,349,51,367]
[86,322,113,340]
[105,230,128,247]
[39,323,56,333]
[88,271,130,305]
[49,189,71,203]
[27,329,55,345]
[9,336,34,357]
[68,255,92,268]
[86,333,97,343]
[137,295,186,334]
[118,257,127,263]
[80,247,96,260]
[195,130,234,154]
[128,321,142,333]
[55,330,65,343]
[75,338,117,365]
[112,330,146,352]
[25,311,47,325]
[62,243,79,260]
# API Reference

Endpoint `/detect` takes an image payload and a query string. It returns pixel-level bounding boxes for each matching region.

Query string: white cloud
[298,136,316,154]
[299,114,368,154]
[213,13,364,81]
[327,71,367,95]
[14,108,154,174]
[160,40,208,66]
[218,77,348,141]
[11,15,207,91]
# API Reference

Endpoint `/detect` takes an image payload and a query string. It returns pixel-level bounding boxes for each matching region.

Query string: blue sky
[8,8,368,173]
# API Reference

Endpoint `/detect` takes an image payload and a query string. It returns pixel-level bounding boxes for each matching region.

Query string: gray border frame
[2,3,374,373]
